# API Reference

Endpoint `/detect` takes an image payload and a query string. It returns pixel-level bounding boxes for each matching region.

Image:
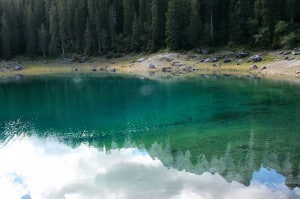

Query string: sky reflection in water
[0,76,299,198]
[0,136,299,199]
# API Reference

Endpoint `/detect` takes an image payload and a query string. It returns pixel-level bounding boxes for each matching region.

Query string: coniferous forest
[0,0,300,59]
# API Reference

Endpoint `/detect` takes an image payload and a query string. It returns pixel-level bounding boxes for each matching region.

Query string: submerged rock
[15,75,23,80]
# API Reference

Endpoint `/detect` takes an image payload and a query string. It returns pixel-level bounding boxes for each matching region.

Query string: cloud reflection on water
[0,136,299,199]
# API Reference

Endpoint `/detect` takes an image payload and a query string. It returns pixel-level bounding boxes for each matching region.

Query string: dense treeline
[0,0,299,59]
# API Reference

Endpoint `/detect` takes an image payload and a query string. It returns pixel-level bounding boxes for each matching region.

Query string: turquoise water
[0,75,299,198]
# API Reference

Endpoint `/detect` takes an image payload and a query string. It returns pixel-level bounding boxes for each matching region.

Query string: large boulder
[1,67,8,73]
[109,68,116,73]
[204,58,211,63]
[162,67,172,73]
[138,58,147,62]
[211,57,219,62]
[250,64,258,70]
[236,51,249,58]
[11,63,24,71]
[149,63,156,69]
[248,55,262,62]
[197,47,211,54]
[80,56,87,63]
[224,58,232,63]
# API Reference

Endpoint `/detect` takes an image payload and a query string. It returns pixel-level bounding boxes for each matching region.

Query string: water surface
[0,75,299,198]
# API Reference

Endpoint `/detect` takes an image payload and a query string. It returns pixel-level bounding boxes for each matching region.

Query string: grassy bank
[1,51,300,82]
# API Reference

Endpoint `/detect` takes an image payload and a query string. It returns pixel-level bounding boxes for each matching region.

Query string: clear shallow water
[0,75,299,199]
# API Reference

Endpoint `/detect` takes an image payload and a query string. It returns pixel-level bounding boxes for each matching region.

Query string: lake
[0,75,299,199]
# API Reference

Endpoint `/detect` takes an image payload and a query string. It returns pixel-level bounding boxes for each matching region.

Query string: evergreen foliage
[0,0,299,59]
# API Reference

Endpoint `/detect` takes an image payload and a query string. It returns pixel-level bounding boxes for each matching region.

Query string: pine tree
[151,0,168,51]
[165,0,180,50]
[39,23,48,58]
[123,0,135,36]
[131,13,140,51]
[74,0,87,52]
[151,0,160,51]
[25,5,37,56]
[1,13,11,59]
[137,0,151,50]
[95,0,109,55]
[84,18,93,55]
[7,0,22,56]
[188,0,202,48]
[109,2,117,49]
[229,0,253,45]
[58,0,68,57]
[49,3,60,55]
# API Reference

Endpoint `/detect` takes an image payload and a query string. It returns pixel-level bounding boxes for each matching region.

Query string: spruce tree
[84,18,93,55]
[131,13,140,51]
[188,0,202,48]
[123,0,135,36]
[58,0,68,57]
[1,13,11,59]
[49,3,60,55]
[229,0,253,45]
[39,23,48,58]
[25,5,37,56]
[74,0,87,52]
[165,0,180,50]
[151,0,160,51]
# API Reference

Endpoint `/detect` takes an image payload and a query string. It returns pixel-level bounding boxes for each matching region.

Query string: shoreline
[1,51,300,83]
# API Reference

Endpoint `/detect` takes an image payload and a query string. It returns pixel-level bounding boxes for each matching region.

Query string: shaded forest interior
[0,0,300,59]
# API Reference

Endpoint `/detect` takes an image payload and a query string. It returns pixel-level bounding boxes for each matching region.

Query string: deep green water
[0,75,299,198]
